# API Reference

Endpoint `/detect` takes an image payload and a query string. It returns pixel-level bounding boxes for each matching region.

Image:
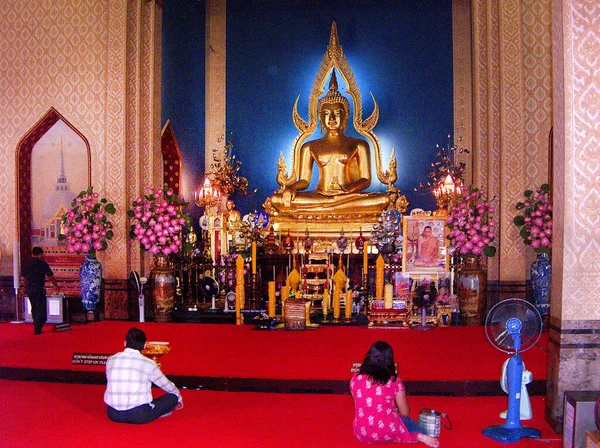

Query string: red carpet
[0,321,548,382]
[0,380,561,448]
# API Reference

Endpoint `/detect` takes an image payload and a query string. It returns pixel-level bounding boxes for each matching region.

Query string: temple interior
[1,0,599,444]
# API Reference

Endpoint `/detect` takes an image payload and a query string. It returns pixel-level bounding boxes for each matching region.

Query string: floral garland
[513,183,552,253]
[59,187,116,256]
[128,186,191,257]
[446,186,497,257]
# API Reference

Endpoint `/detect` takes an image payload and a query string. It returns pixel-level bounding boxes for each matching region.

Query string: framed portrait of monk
[402,216,449,273]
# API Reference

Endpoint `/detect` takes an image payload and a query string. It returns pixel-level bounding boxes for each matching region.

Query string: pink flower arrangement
[58,187,116,256]
[128,186,190,257]
[513,183,552,253]
[446,186,497,257]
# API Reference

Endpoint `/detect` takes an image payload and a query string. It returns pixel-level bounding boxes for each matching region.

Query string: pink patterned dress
[350,373,418,444]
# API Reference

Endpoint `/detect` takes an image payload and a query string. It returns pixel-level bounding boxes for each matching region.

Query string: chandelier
[194,177,222,209]
[433,173,463,213]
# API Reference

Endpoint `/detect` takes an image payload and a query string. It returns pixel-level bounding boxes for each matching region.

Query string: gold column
[205,0,227,170]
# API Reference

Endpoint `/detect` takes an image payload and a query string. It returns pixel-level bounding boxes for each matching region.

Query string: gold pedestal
[142,342,171,369]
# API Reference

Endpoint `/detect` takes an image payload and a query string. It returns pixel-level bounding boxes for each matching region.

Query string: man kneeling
[104,327,183,423]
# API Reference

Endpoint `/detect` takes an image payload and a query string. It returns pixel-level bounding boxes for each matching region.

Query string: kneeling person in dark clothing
[104,327,183,424]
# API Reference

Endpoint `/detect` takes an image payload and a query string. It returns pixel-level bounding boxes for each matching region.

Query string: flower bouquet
[446,186,497,257]
[513,183,552,253]
[128,186,191,257]
[58,187,116,256]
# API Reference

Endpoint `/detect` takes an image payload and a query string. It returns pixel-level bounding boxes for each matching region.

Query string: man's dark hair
[32,247,44,256]
[125,327,146,350]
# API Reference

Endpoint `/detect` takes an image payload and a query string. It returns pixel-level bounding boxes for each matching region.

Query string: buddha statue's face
[320,102,347,131]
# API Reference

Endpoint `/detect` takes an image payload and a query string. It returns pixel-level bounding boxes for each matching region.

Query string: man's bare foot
[417,433,439,447]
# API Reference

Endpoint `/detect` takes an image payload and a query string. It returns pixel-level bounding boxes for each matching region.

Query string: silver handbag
[418,408,452,437]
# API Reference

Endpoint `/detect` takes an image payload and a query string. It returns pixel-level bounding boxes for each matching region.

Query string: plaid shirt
[104,348,181,411]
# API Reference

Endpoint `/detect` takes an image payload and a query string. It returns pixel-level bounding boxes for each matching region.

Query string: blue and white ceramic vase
[531,252,551,320]
[80,253,103,320]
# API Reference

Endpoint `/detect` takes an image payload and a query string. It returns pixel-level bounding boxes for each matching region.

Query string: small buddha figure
[269,70,389,215]
[225,199,241,229]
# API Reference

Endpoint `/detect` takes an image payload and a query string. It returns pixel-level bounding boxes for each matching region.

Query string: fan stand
[482,353,541,443]
[138,287,145,323]
[482,302,543,444]
[412,307,432,331]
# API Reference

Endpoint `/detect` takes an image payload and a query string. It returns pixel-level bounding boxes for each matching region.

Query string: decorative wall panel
[0,0,109,276]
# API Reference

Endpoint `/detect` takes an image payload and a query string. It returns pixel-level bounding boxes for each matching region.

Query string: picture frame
[402,216,449,273]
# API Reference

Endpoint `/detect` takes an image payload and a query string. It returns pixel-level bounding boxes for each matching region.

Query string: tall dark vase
[151,256,176,322]
[80,253,103,322]
[531,252,551,326]
[456,255,487,325]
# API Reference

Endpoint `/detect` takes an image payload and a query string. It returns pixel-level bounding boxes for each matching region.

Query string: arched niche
[161,119,182,195]
[16,107,91,264]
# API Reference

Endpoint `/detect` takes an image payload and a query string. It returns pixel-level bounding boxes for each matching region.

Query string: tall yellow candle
[251,242,257,275]
[235,284,242,325]
[376,255,385,299]
[281,286,289,318]
[363,242,369,277]
[345,290,353,319]
[333,288,341,320]
[305,300,312,327]
[236,254,245,309]
[322,289,329,316]
[384,284,394,309]
[268,281,276,318]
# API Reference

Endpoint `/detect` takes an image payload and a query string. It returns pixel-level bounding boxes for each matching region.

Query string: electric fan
[200,276,220,309]
[499,358,533,420]
[130,271,147,323]
[412,283,437,330]
[482,298,543,443]
[225,291,236,312]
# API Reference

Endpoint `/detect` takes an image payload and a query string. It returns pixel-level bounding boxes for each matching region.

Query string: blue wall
[162,0,206,217]
[163,0,453,216]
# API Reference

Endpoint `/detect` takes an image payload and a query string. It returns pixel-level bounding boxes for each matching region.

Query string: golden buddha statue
[269,70,389,215]
[265,22,401,223]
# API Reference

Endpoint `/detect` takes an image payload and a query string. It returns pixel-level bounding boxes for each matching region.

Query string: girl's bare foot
[417,433,440,447]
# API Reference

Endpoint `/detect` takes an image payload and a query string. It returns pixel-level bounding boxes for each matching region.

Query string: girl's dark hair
[358,341,397,385]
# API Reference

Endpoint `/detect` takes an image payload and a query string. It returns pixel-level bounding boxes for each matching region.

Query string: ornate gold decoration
[209,134,254,198]
[142,342,170,369]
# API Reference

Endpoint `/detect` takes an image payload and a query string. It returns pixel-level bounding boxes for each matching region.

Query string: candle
[281,286,289,318]
[322,289,329,316]
[251,242,257,275]
[13,241,20,290]
[376,255,384,299]
[333,288,341,320]
[305,301,311,327]
[384,284,394,309]
[363,242,368,277]
[235,286,242,325]
[450,270,455,295]
[268,281,276,318]
[236,254,245,309]
[345,290,353,319]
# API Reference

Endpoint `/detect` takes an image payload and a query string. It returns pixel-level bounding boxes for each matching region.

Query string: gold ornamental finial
[326,22,342,60]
